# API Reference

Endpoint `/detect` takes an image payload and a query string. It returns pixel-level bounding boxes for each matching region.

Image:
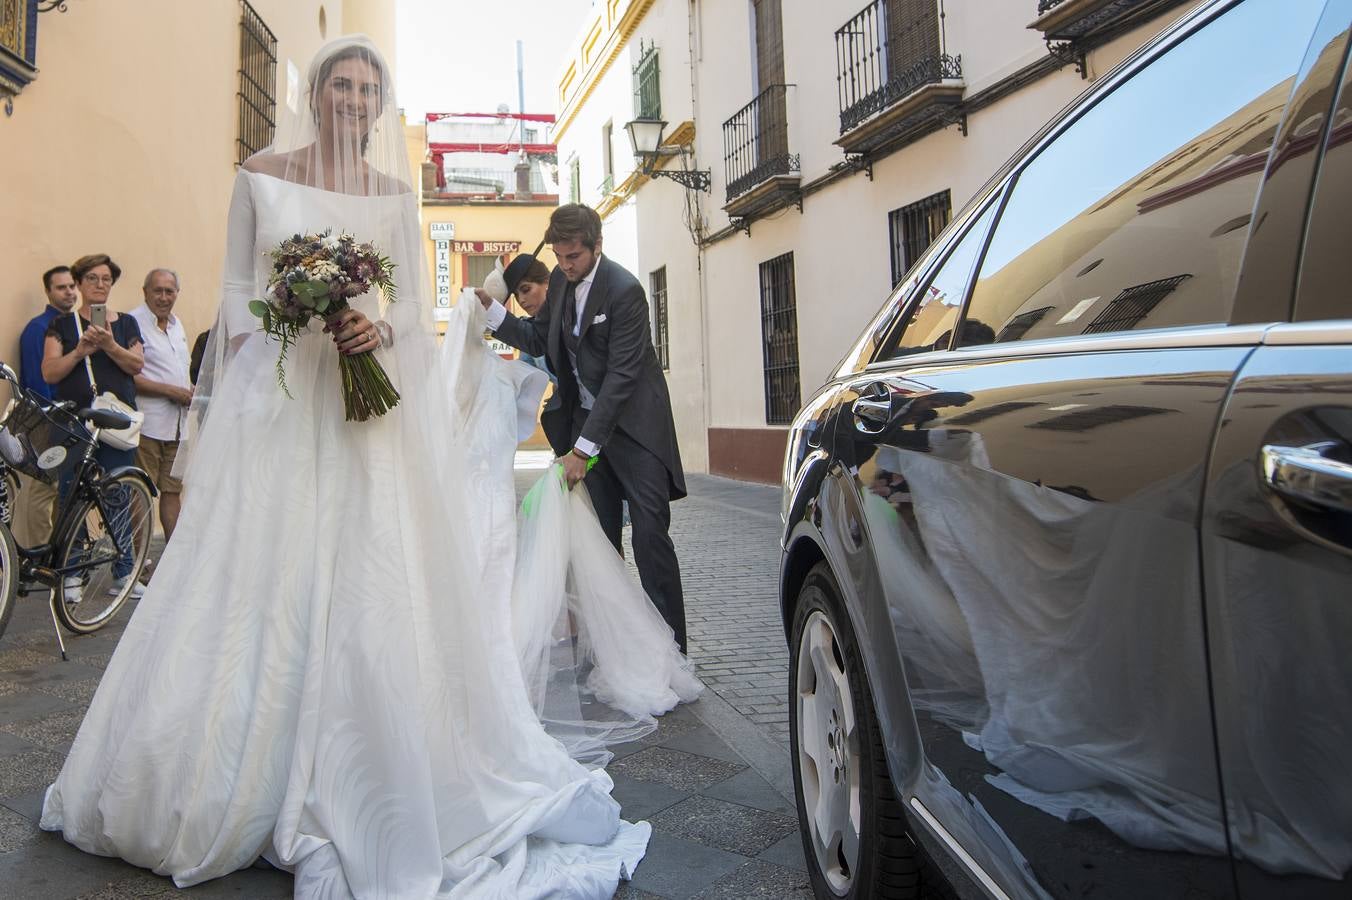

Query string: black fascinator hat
[503,237,548,296]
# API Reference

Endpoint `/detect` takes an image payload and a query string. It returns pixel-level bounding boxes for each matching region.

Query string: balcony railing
[597,173,615,197]
[836,0,962,135]
[439,167,549,196]
[723,83,798,204]
[1032,0,1191,43]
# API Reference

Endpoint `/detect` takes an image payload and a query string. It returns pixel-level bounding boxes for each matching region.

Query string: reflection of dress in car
[891,434,1232,861]
[862,436,988,731]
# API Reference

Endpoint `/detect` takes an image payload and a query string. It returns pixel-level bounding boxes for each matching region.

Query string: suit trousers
[578,420,687,654]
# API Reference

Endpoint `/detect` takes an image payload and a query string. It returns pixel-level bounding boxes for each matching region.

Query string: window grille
[1082,274,1192,335]
[650,266,670,371]
[236,1,278,166]
[759,252,801,426]
[633,42,661,119]
[569,157,581,204]
[888,190,950,285]
[996,306,1054,343]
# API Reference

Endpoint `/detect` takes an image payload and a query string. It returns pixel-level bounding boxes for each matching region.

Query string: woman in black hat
[501,252,551,317]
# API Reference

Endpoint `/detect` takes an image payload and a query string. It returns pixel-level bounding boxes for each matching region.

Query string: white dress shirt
[129,304,191,441]
[486,256,602,457]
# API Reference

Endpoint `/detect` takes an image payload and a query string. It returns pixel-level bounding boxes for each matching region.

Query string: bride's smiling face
[316,56,383,142]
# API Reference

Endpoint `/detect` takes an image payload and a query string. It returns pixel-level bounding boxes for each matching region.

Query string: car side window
[958,0,1321,348]
[1295,40,1352,323]
[879,199,999,359]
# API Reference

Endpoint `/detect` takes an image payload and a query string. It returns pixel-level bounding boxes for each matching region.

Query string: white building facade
[552,0,1202,482]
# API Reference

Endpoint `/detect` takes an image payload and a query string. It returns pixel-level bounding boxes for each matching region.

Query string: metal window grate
[650,266,670,371]
[996,306,1054,343]
[888,190,950,285]
[1082,274,1191,335]
[569,157,581,204]
[633,42,661,119]
[759,252,801,425]
[236,1,278,166]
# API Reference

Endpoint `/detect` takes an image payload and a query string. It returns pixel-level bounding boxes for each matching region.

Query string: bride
[40,35,695,898]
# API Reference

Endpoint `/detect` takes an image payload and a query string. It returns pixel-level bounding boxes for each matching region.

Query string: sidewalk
[0,461,803,898]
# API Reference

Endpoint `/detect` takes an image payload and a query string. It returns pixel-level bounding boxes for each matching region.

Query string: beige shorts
[136,437,183,494]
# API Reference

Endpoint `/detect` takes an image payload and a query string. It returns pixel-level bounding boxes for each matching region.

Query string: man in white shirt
[130,269,192,541]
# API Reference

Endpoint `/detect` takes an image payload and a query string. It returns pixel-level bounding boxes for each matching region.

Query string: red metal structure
[424,113,557,192]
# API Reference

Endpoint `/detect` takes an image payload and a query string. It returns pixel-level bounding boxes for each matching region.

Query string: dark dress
[45,313,142,409]
[45,313,144,579]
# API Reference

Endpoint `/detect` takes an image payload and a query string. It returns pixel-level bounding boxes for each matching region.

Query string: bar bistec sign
[451,241,521,254]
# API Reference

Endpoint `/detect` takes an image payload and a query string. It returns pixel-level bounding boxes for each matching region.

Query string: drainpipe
[690,0,714,471]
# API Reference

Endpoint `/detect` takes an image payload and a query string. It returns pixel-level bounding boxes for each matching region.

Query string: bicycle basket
[0,393,87,484]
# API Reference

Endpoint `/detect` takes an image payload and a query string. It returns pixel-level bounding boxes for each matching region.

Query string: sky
[396,0,593,122]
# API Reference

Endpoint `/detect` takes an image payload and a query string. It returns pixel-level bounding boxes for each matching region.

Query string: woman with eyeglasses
[41,253,145,598]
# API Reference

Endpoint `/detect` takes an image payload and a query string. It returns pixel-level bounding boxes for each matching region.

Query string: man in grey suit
[480,204,689,652]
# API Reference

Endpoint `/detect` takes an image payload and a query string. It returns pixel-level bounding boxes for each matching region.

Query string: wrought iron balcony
[1031,0,1191,43]
[835,0,965,157]
[722,83,801,217]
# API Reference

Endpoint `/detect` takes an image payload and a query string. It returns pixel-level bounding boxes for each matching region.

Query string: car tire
[790,560,949,899]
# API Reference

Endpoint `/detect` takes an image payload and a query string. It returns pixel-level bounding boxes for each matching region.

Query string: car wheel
[790,561,948,899]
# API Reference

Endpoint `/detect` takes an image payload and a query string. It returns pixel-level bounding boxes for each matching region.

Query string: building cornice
[553,0,657,144]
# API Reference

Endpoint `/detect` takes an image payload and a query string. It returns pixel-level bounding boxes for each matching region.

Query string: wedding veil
[180,34,663,768]
[184,34,431,474]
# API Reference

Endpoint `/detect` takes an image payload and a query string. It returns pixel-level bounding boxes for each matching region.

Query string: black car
[779,1,1352,897]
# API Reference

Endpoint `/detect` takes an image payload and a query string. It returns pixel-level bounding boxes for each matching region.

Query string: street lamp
[624,117,711,192]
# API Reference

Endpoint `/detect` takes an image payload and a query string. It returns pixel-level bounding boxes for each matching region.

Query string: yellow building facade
[1,0,396,369]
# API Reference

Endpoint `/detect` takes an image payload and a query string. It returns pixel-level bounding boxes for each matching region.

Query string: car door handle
[1261,441,1352,515]
[852,397,894,426]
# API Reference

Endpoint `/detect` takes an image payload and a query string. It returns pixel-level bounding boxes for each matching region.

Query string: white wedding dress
[38,169,663,899]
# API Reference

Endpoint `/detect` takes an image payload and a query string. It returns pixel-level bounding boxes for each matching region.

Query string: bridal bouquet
[249,230,400,421]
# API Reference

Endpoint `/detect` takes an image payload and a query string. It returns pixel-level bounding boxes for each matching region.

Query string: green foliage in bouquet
[250,230,401,421]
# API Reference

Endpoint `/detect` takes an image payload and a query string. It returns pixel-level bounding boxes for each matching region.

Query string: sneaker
[61,576,83,605]
[108,575,146,599]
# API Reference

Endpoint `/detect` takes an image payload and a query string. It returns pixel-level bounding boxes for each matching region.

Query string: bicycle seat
[78,408,132,430]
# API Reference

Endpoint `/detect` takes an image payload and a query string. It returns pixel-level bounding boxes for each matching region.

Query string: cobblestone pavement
[0,460,804,899]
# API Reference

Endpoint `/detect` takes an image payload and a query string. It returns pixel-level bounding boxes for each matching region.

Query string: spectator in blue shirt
[20,266,79,400]
[10,265,77,549]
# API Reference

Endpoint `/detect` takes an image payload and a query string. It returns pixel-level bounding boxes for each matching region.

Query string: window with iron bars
[650,266,670,371]
[236,1,278,166]
[634,42,661,119]
[996,306,1054,343]
[888,189,950,285]
[759,252,801,426]
[1082,274,1192,335]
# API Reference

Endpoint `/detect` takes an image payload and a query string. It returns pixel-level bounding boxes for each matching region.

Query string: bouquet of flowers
[249,230,400,422]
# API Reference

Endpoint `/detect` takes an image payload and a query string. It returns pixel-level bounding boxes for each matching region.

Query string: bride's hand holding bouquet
[249,229,401,421]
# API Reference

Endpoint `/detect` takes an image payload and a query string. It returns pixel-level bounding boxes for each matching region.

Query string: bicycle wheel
[54,471,155,634]
[0,521,17,641]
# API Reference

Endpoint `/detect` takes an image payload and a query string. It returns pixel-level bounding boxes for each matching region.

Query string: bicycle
[0,361,157,657]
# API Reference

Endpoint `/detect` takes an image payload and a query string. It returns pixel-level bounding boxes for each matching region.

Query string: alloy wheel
[796,609,862,895]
